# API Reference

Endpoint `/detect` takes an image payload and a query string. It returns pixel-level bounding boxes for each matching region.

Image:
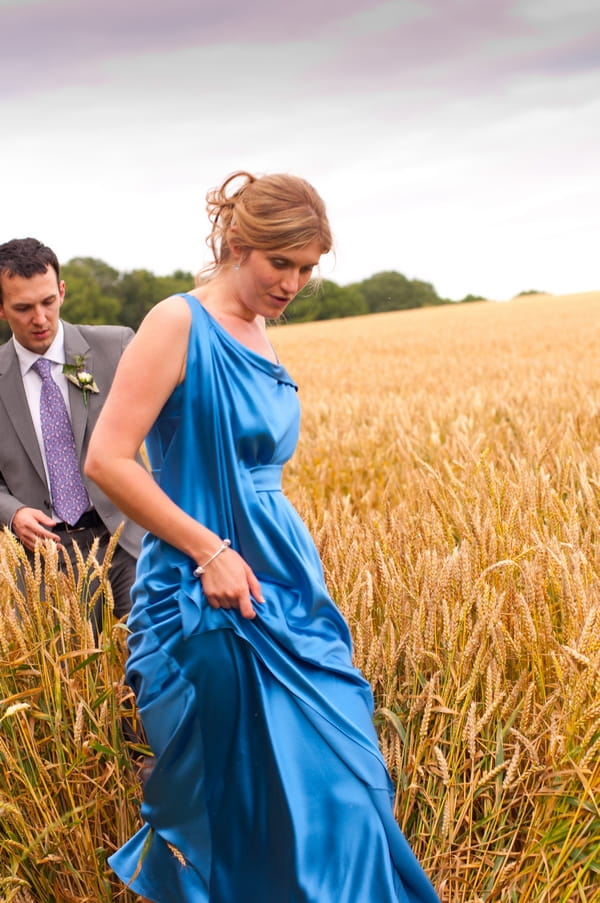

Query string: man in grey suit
[0,237,144,630]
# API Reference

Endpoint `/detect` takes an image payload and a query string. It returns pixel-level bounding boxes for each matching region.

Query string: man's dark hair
[0,238,60,304]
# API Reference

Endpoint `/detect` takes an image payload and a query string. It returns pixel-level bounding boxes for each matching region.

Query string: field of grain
[1,291,600,902]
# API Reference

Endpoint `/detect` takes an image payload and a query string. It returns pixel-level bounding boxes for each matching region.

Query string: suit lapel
[0,340,47,483]
[63,323,91,456]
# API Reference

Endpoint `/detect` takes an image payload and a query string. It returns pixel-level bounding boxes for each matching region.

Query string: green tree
[115,270,158,331]
[459,293,486,303]
[61,261,122,324]
[116,269,194,330]
[354,271,412,313]
[285,280,368,323]
[64,257,120,294]
[410,278,441,306]
[353,271,444,313]
[318,282,368,320]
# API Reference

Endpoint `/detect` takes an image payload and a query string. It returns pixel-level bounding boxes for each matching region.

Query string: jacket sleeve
[0,470,32,528]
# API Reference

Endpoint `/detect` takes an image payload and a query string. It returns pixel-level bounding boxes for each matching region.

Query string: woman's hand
[198,546,264,620]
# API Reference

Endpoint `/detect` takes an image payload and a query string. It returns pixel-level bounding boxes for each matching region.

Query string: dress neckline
[181,293,296,388]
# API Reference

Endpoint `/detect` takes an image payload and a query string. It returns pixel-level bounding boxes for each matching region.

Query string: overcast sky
[2,0,599,301]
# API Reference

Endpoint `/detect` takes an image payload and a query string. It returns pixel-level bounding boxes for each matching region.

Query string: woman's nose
[280,270,300,294]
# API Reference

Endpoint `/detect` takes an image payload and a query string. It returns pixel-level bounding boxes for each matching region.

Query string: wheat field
[1,291,600,901]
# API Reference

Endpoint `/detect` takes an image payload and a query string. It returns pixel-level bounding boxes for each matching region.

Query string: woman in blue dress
[86,171,439,903]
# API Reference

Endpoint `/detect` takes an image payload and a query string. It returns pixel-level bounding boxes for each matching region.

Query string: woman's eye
[271,259,286,269]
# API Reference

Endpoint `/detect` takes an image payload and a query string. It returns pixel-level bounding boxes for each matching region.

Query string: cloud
[1,0,600,300]
[1,0,383,97]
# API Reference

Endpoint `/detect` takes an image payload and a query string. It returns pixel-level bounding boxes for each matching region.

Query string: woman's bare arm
[85,295,261,618]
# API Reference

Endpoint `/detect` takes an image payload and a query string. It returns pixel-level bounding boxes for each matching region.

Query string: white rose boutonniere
[63,355,99,407]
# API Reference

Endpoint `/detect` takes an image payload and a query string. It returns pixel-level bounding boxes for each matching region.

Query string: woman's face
[235,240,321,319]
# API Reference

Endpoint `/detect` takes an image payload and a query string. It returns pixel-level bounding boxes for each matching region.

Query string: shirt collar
[14,320,66,376]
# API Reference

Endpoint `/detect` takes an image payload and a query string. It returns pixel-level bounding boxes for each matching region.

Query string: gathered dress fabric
[108,294,439,903]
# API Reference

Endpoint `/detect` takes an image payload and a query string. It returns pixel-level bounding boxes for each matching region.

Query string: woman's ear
[228,237,249,269]
[227,227,242,263]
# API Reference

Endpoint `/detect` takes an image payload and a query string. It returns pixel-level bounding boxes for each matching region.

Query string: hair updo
[201,171,332,277]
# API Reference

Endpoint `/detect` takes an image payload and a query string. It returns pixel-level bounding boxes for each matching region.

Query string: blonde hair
[198,171,332,281]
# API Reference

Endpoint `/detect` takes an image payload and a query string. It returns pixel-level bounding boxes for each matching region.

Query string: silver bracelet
[193,539,231,577]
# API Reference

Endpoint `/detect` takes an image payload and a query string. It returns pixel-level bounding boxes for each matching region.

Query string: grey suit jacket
[0,320,145,558]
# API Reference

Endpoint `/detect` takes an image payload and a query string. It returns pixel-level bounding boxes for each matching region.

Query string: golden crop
[275,291,600,902]
[1,291,599,901]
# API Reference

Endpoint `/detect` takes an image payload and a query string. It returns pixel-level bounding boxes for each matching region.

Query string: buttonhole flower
[63,354,99,406]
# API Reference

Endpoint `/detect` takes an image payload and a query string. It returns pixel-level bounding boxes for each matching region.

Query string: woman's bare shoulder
[146,293,193,322]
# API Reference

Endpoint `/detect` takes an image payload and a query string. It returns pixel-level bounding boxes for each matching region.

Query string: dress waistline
[247,464,283,492]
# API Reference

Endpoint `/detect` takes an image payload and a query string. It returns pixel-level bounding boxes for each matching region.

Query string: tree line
[0,256,486,342]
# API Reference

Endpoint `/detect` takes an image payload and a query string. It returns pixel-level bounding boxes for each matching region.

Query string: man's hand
[11,507,61,551]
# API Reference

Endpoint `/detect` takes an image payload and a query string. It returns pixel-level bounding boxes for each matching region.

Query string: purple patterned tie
[32,358,90,525]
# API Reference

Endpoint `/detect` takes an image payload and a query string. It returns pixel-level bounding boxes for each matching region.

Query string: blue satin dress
[108,295,439,903]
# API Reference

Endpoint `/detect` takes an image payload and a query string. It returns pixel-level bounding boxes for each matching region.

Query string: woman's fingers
[200,550,263,619]
[246,568,264,606]
[238,592,257,620]
[205,587,256,619]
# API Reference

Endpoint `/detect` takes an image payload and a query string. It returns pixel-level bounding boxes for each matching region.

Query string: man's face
[0,267,65,354]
